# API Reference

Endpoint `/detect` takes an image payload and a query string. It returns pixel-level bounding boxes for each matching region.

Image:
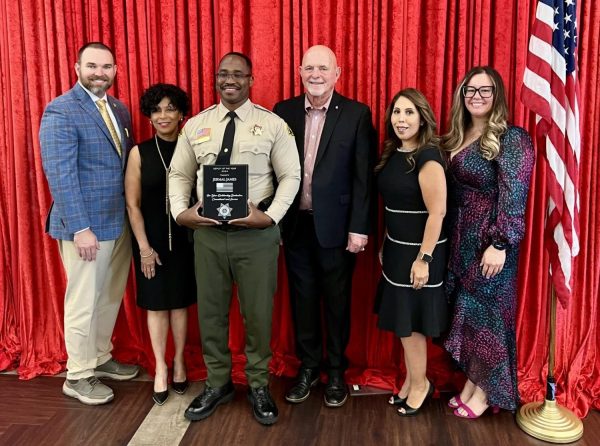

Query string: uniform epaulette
[198,104,217,115]
[253,104,274,115]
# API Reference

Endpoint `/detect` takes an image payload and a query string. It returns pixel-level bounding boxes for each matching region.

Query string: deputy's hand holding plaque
[203,164,249,221]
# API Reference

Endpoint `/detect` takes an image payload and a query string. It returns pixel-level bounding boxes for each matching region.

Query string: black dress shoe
[248,386,278,425]
[172,380,189,395]
[324,376,348,408]
[285,368,319,403]
[184,381,235,421]
[397,381,434,417]
[153,389,169,406]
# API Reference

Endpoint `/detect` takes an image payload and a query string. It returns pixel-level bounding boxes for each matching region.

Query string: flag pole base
[516,399,583,443]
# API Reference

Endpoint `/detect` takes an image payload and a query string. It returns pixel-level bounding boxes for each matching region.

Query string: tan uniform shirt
[169,99,301,223]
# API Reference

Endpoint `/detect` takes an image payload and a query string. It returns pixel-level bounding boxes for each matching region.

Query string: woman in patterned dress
[375,89,447,416]
[442,67,534,417]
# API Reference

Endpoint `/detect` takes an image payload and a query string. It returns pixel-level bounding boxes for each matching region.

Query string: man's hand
[74,228,100,261]
[175,201,221,229]
[229,200,274,229]
[346,233,368,253]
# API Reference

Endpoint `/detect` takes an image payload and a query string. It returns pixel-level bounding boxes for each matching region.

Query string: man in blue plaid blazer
[40,42,139,405]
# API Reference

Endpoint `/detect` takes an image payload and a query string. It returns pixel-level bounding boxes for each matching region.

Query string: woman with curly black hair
[125,83,195,405]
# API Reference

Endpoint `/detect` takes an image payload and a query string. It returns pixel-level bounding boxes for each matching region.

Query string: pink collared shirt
[299,95,367,244]
[299,95,333,210]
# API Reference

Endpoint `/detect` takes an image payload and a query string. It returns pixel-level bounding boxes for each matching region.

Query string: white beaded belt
[382,271,443,288]
[386,234,448,246]
[385,207,428,214]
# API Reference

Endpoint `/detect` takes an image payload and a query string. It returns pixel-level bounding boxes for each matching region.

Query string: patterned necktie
[216,111,237,165]
[97,99,122,157]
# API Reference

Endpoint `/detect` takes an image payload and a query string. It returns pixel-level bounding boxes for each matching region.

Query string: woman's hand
[140,248,162,279]
[480,245,506,279]
[410,260,429,290]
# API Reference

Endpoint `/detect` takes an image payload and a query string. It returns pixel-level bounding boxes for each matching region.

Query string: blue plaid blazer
[40,83,134,241]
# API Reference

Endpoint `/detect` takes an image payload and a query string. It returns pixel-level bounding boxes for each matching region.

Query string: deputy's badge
[217,203,233,218]
[250,124,263,136]
[194,127,211,143]
[286,124,294,136]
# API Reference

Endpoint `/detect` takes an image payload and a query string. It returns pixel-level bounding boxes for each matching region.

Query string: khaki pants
[194,225,280,388]
[58,226,131,380]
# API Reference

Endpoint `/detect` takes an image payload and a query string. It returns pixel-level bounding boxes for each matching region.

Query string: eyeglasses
[462,85,495,98]
[215,72,252,81]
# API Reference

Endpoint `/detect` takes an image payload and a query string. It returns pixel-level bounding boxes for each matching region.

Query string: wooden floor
[0,374,598,446]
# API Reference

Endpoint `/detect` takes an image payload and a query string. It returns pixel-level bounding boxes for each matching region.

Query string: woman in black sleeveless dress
[375,89,447,416]
[125,84,195,405]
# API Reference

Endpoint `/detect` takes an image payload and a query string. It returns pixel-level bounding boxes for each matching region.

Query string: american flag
[521,0,580,307]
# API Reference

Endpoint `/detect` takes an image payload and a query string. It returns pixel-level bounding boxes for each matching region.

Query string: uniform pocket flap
[238,141,271,156]
[195,142,220,157]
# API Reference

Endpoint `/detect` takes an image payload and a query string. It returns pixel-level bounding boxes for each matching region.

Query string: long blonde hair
[375,88,440,173]
[443,66,508,160]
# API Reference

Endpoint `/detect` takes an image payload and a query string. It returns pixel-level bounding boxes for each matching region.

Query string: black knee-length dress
[133,136,196,311]
[375,146,448,337]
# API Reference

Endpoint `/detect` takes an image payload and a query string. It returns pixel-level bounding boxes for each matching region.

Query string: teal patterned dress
[443,125,534,410]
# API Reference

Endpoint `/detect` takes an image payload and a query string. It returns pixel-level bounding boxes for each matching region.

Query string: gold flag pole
[516,284,583,443]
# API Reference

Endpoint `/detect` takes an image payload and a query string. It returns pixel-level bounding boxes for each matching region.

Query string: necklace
[154,135,173,251]
[397,146,416,153]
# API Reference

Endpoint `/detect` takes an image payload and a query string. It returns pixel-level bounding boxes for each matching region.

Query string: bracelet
[140,248,154,258]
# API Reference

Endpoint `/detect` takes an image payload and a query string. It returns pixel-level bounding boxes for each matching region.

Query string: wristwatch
[492,241,507,251]
[417,251,433,263]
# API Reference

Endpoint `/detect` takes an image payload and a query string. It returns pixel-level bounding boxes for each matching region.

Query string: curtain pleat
[0,0,598,417]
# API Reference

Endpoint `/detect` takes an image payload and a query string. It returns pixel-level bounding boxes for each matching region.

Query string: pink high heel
[453,403,500,419]
[448,394,463,409]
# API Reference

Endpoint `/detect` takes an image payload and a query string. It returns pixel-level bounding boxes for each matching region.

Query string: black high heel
[397,381,434,417]
[153,389,169,405]
[388,393,407,406]
[172,360,189,395]
[153,365,169,405]
[172,380,189,395]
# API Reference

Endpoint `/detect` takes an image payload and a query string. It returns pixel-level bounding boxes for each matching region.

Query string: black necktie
[216,111,237,165]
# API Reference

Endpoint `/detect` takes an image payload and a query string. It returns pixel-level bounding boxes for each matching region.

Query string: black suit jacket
[274,91,376,248]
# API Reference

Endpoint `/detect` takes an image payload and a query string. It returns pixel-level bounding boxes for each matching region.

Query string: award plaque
[203,164,249,221]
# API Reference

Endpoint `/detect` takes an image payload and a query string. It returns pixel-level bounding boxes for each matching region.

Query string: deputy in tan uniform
[169,52,300,426]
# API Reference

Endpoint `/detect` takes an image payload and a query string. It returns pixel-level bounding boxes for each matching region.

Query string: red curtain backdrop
[1,0,598,417]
